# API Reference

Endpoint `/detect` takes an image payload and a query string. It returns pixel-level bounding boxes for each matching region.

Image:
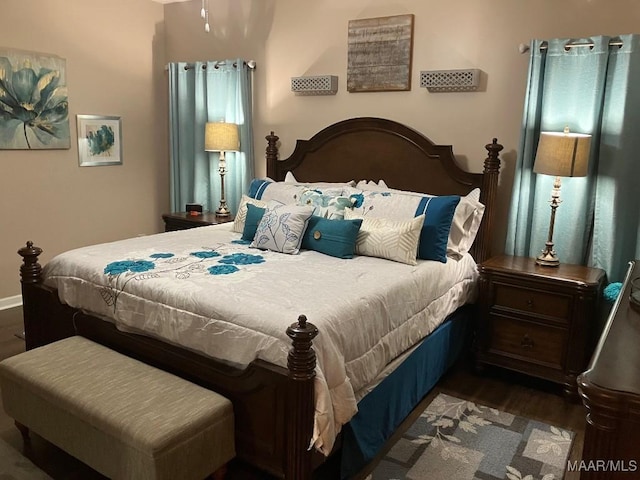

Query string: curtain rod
[165,60,257,70]
[519,39,623,54]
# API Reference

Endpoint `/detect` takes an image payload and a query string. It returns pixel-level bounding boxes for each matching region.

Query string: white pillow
[284,171,298,183]
[233,195,269,233]
[344,210,424,265]
[355,179,387,189]
[251,203,314,254]
[447,188,485,259]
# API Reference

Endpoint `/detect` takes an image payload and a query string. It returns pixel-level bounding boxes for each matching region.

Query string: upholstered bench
[0,336,235,480]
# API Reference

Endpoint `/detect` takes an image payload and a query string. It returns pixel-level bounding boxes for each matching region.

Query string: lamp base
[536,248,560,267]
[215,205,231,217]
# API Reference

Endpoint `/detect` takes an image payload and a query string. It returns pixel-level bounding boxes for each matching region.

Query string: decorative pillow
[251,203,314,254]
[344,210,425,265]
[297,188,355,220]
[353,184,484,257]
[233,195,269,233]
[301,216,363,259]
[447,188,485,259]
[242,204,266,240]
[416,195,461,262]
[343,187,460,263]
[355,179,388,189]
[248,178,344,206]
[284,171,298,183]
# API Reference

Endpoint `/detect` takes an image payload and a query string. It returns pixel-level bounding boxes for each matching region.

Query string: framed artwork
[347,14,414,92]
[76,115,122,166]
[0,48,70,149]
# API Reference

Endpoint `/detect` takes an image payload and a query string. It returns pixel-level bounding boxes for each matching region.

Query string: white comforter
[43,223,478,454]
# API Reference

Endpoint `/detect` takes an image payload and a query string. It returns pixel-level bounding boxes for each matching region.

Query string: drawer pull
[526,299,534,308]
[521,335,535,350]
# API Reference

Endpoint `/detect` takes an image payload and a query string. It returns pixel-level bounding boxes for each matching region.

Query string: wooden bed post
[266,131,279,180]
[285,314,318,480]
[475,139,503,264]
[18,242,43,351]
[18,241,43,285]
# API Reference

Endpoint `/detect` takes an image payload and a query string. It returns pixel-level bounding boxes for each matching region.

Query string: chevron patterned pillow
[344,210,425,265]
[233,195,269,233]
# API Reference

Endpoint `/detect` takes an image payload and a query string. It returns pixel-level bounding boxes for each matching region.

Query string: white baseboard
[0,295,23,311]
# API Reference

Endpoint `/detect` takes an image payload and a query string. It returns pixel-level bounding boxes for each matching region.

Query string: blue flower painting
[87,125,115,156]
[77,115,122,166]
[0,50,70,149]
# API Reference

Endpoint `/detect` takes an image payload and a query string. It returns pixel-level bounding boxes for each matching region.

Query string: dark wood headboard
[264,117,502,263]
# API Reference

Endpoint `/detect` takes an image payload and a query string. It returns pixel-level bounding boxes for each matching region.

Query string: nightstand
[162,212,234,232]
[475,255,605,400]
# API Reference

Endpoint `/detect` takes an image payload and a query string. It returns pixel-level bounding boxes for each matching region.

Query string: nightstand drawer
[493,283,570,322]
[488,315,566,369]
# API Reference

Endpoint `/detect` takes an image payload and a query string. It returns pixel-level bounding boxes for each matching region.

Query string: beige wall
[2,0,639,301]
[0,0,167,300]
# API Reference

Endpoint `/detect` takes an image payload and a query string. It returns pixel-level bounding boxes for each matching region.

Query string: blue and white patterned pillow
[251,203,314,254]
[296,188,355,220]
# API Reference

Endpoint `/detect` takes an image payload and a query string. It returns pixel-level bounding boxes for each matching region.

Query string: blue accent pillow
[302,216,363,259]
[248,179,273,199]
[415,195,460,263]
[242,204,266,240]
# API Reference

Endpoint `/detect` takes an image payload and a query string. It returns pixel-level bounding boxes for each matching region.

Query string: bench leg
[15,421,30,445]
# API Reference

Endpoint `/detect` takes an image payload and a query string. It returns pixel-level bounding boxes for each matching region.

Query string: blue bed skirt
[340,305,472,479]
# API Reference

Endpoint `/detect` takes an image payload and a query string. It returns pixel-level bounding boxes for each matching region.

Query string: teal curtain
[505,35,640,282]
[168,59,254,215]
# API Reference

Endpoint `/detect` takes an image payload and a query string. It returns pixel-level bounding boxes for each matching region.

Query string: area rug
[0,439,52,479]
[368,393,573,480]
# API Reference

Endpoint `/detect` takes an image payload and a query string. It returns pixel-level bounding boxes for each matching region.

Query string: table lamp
[533,127,591,267]
[205,122,239,217]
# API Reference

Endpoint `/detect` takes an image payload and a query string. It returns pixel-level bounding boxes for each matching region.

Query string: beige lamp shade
[533,129,591,178]
[204,122,240,152]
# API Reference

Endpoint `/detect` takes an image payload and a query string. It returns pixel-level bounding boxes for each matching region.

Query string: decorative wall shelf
[291,75,338,95]
[420,69,481,92]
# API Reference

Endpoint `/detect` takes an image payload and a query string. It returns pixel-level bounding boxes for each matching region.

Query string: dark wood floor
[0,306,587,479]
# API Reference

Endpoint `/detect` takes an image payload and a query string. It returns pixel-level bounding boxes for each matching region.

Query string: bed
[17,117,503,480]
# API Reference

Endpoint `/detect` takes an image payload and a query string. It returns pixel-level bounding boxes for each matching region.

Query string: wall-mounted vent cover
[291,75,338,95]
[420,69,481,92]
